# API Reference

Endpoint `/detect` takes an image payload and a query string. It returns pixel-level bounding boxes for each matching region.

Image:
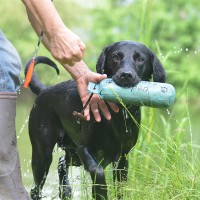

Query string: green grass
[93,110,199,200]
[54,103,200,200]
[103,107,200,200]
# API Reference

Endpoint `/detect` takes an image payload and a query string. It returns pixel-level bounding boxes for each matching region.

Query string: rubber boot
[0,92,31,200]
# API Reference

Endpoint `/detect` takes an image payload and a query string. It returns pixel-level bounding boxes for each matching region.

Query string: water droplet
[194,50,197,54]
[18,116,29,136]
[166,109,170,115]
[186,48,189,51]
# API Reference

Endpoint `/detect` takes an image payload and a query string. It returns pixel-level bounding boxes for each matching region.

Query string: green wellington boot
[0,92,31,200]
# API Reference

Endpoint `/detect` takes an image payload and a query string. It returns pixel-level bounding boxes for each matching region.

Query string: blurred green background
[1,0,200,198]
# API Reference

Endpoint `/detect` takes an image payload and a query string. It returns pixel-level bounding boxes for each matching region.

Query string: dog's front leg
[113,155,128,199]
[77,145,107,200]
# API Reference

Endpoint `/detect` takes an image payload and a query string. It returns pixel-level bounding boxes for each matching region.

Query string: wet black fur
[26,41,166,200]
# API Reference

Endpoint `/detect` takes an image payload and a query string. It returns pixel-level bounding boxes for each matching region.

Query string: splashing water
[18,88,21,95]
[166,109,170,115]
[18,116,29,138]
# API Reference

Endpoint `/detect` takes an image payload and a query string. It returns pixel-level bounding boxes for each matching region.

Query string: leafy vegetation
[2,0,200,97]
[2,0,200,199]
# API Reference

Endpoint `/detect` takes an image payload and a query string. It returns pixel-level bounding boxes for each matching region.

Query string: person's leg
[0,31,21,92]
[0,30,31,200]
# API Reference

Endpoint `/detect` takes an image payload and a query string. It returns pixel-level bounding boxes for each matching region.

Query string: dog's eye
[136,56,145,62]
[112,53,123,62]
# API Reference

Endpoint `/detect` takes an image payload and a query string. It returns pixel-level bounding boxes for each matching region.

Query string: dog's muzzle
[112,70,141,87]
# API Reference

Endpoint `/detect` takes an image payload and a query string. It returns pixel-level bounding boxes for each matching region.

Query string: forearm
[23,7,50,51]
[22,0,64,51]
[22,0,85,66]
[63,61,91,81]
[22,0,64,37]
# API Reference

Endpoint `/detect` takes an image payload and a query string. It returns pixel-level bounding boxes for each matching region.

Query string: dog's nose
[120,71,134,80]
[113,70,140,87]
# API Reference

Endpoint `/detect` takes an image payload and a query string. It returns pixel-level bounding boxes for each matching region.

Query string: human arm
[22,0,85,66]
[22,0,119,121]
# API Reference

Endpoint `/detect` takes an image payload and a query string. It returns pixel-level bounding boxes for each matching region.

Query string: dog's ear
[96,45,112,74]
[149,50,166,83]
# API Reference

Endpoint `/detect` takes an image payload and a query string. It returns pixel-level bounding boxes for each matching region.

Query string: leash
[24,32,44,88]
[73,84,96,122]
[24,0,53,88]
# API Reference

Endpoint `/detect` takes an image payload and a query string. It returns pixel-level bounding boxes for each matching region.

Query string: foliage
[2,0,200,199]
[1,0,200,97]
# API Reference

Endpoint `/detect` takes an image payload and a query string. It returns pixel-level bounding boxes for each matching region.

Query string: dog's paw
[30,187,42,200]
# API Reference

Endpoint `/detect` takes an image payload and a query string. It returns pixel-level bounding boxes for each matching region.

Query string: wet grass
[17,102,200,200]
[55,105,200,200]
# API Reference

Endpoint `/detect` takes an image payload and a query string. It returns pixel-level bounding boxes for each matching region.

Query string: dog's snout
[120,71,133,80]
[113,70,141,87]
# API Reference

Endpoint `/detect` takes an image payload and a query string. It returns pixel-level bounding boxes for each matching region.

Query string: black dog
[26,41,166,200]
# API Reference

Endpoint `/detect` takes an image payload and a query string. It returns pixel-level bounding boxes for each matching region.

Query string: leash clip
[32,45,39,58]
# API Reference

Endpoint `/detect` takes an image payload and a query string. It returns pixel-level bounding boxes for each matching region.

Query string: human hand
[47,25,86,66]
[75,70,119,122]
[65,61,119,122]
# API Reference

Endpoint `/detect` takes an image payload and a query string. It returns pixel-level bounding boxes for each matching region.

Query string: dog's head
[96,41,166,87]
